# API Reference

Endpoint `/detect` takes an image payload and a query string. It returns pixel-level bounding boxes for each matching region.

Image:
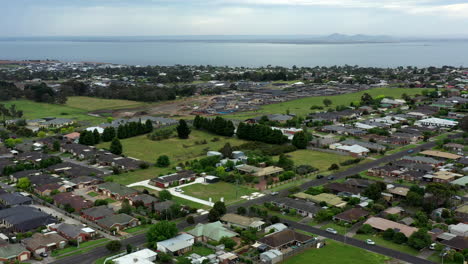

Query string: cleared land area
[108,166,173,185]
[281,149,352,171]
[1,99,104,124]
[97,130,248,163]
[66,96,147,111]
[181,182,255,205]
[283,240,390,264]
[227,87,430,119]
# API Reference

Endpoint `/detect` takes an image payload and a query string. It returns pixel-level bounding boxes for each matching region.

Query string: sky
[2,0,468,37]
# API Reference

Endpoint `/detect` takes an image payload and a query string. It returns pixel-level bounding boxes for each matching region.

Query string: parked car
[270,192,279,196]
[317,175,324,179]
[326,228,337,234]
[40,252,48,257]
[366,239,375,245]
[407,149,414,153]
[174,187,183,193]
[327,176,335,180]
[429,243,437,250]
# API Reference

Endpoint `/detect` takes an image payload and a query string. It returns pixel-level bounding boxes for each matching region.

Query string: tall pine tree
[176,119,191,139]
[110,138,123,155]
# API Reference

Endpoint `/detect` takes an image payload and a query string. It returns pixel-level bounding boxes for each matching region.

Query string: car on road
[366,239,375,245]
[327,176,335,180]
[317,175,324,179]
[407,149,414,153]
[326,228,337,234]
[270,191,279,196]
[40,252,48,257]
[174,187,183,193]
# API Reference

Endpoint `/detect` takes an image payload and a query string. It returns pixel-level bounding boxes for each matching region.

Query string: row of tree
[236,122,288,144]
[193,115,235,137]
[116,120,153,139]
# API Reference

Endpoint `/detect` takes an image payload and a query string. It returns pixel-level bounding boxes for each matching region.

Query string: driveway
[128,178,214,207]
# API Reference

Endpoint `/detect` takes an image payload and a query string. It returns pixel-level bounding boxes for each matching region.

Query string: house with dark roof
[0,193,33,207]
[47,162,103,178]
[53,192,93,212]
[324,182,361,196]
[257,229,315,250]
[60,144,97,160]
[152,200,175,214]
[441,236,468,251]
[93,182,138,201]
[129,194,158,207]
[150,170,197,188]
[69,176,102,189]
[96,214,138,231]
[333,208,369,223]
[271,197,322,218]
[22,232,67,256]
[49,223,96,242]
[0,244,30,263]
[0,206,57,233]
[81,205,114,221]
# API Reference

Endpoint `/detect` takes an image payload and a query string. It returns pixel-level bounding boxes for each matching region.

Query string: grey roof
[53,223,85,238]
[0,244,29,259]
[340,139,386,151]
[401,156,440,165]
[81,205,114,218]
[0,206,56,232]
[96,213,136,228]
[0,192,32,206]
[272,197,322,214]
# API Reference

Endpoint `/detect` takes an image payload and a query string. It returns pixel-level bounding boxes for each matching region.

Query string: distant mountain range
[0,34,467,44]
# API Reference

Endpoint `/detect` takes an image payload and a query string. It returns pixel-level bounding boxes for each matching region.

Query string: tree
[126,244,133,254]
[63,204,75,213]
[213,201,226,215]
[360,93,374,105]
[110,138,122,155]
[237,206,247,215]
[277,154,294,170]
[408,229,431,250]
[79,130,95,146]
[357,224,373,234]
[37,131,46,138]
[147,221,178,248]
[219,237,236,250]
[106,240,122,252]
[119,199,133,214]
[156,155,170,167]
[383,228,395,240]
[323,98,332,107]
[328,163,339,170]
[17,177,31,190]
[158,190,172,201]
[363,182,386,201]
[186,215,195,224]
[176,119,191,139]
[93,129,101,144]
[53,140,61,152]
[94,199,109,206]
[292,131,308,149]
[220,143,233,159]
[393,232,408,244]
[102,127,116,142]
[270,215,280,224]
[208,208,220,222]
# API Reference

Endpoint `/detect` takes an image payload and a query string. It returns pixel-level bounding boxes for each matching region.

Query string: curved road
[54,136,461,264]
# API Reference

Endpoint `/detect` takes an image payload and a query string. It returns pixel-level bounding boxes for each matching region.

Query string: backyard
[181,182,255,205]
[227,87,431,119]
[283,240,390,264]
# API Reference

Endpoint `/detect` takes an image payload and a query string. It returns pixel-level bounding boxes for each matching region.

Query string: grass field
[97,130,248,163]
[181,182,255,205]
[227,87,431,119]
[52,238,109,258]
[66,96,148,111]
[1,99,104,125]
[108,166,174,185]
[283,240,390,264]
[87,192,99,197]
[353,234,419,255]
[281,149,353,171]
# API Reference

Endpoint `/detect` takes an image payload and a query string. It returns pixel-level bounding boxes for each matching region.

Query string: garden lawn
[353,234,419,255]
[97,130,249,163]
[187,245,215,256]
[181,182,255,205]
[87,192,99,197]
[227,87,431,119]
[66,96,148,111]
[104,198,116,203]
[281,149,353,171]
[1,99,104,125]
[283,240,390,264]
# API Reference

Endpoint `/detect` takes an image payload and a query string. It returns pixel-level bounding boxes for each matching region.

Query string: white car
[326,228,337,234]
[366,239,375,245]
[429,243,436,250]
[174,188,183,193]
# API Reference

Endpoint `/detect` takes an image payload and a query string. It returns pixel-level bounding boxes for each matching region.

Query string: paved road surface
[53,136,459,264]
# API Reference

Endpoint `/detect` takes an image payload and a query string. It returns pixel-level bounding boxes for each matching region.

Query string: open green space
[283,239,390,264]
[104,198,117,203]
[125,225,150,234]
[181,182,255,205]
[353,234,419,255]
[186,245,215,256]
[97,130,248,163]
[66,96,148,111]
[1,99,104,125]
[109,166,174,185]
[87,192,99,197]
[281,149,353,171]
[227,87,431,119]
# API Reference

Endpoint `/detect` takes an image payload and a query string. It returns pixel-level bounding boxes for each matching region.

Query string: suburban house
[93,182,138,201]
[129,194,158,207]
[157,233,195,255]
[330,143,370,157]
[364,217,418,237]
[220,214,265,231]
[152,200,176,214]
[294,192,347,208]
[188,221,238,242]
[68,176,102,189]
[81,205,114,221]
[264,223,289,234]
[455,205,468,223]
[420,150,462,161]
[236,165,284,179]
[34,183,63,196]
[0,244,30,263]
[113,248,157,264]
[441,236,468,251]
[48,223,95,242]
[324,182,361,196]
[0,193,33,207]
[432,171,463,183]
[22,232,67,256]
[0,206,56,233]
[96,213,138,231]
[257,229,315,250]
[150,170,197,188]
[449,223,468,237]
[415,117,458,128]
[53,192,93,212]
[333,208,369,223]
[63,132,80,142]
[271,197,322,218]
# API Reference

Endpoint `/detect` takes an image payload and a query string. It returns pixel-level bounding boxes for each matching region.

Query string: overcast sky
[3,0,468,37]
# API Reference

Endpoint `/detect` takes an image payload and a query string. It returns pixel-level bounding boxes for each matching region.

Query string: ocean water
[0,39,467,67]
